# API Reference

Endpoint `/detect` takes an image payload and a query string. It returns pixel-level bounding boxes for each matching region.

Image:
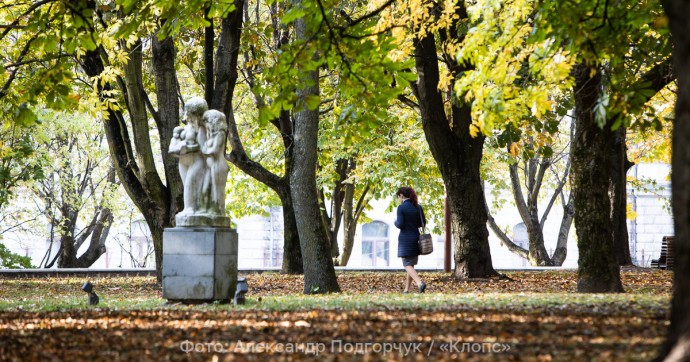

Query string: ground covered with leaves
[0,269,672,361]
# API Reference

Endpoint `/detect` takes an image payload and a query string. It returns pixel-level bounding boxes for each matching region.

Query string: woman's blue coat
[394,200,426,257]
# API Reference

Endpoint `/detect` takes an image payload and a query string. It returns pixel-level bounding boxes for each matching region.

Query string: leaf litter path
[0,269,672,361]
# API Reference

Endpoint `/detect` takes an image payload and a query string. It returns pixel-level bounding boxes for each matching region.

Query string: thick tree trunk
[571,62,623,293]
[413,21,497,279]
[57,206,113,268]
[658,0,690,359]
[446,161,496,278]
[57,233,76,268]
[610,125,634,265]
[608,59,674,267]
[81,47,171,281]
[290,12,339,294]
[61,205,114,268]
[151,35,183,224]
[148,35,180,279]
[212,0,244,115]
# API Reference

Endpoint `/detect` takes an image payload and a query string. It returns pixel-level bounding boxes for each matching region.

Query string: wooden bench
[651,236,674,270]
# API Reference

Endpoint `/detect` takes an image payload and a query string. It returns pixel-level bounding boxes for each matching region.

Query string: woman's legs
[401,256,426,292]
[404,274,412,292]
[404,266,423,288]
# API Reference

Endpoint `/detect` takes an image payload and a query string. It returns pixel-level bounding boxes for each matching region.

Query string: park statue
[168,97,231,227]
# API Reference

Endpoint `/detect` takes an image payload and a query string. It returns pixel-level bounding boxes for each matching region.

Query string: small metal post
[234,277,248,305]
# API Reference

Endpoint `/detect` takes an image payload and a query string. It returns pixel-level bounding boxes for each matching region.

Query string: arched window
[361,221,389,267]
[512,222,528,249]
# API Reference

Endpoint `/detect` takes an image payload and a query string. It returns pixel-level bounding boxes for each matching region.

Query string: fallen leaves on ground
[0,269,673,361]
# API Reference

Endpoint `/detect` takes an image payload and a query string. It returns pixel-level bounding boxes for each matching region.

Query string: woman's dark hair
[396,187,419,206]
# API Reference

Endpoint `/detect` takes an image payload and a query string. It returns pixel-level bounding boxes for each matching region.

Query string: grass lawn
[0,269,672,361]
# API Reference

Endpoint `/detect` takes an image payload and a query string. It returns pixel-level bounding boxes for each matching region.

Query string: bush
[0,242,33,269]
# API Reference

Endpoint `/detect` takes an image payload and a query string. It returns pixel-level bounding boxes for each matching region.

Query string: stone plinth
[175,214,231,228]
[162,227,238,302]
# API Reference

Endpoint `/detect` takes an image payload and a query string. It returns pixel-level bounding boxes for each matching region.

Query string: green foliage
[29,109,119,222]
[317,90,445,232]
[0,122,45,210]
[0,242,33,269]
[115,0,237,40]
[0,1,91,125]
[227,0,441,230]
[533,0,672,129]
[483,114,573,214]
[253,0,413,140]
[226,169,282,219]
[454,0,574,137]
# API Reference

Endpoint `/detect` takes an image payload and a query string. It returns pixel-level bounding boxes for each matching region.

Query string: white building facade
[1,164,673,270]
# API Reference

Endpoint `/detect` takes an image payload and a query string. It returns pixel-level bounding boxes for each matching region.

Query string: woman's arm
[394,205,404,229]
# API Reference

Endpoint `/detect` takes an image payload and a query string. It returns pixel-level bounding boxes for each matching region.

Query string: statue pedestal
[162,227,238,302]
[175,214,231,228]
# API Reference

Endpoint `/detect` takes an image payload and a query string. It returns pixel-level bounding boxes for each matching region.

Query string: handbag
[418,206,433,255]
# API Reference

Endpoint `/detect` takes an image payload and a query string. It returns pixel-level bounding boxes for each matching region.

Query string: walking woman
[394,187,427,293]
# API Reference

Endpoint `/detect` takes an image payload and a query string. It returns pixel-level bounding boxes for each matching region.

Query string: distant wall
[1,163,674,270]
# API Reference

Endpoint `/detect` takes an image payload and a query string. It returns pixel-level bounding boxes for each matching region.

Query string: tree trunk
[148,35,181,278]
[320,158,358,265]
[151,35,183,224]
[290,10,339,294]
[318,159,348,261]
[413,15,497,279]
[79,2,188,281]
[50,149,116,269]
[445,159,496,278]
[509,162,553,266]
[81,47,172,281]
[328,159,349,259]
[610,125,634,265]
[277,186,303,274]
[57,206,113,268]
[340,218,357,266]
[552,194,574,266]
[339,182,367,267]
[218,0,304,273]
[551,122,576,266]
[72,208,113,268]
[608,58,674,267]
[57,228,77,268]
[571,62,624,293]
[658,0,690,359]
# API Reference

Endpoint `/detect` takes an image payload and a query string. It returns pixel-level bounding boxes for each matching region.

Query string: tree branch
[529,156,550,204]
[541,158,570,229]
[485,194,528,259]
[0,36,38,99]
[509,162,532,226]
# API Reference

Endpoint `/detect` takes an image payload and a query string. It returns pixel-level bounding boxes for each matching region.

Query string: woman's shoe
[419,282,427,293]
[403,290,410,294]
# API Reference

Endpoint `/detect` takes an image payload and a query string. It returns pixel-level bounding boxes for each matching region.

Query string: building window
[512,223,528,249]
[361,221,389,267]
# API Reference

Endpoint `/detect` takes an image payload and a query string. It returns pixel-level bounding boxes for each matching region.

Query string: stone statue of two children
[168,97,230,227]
